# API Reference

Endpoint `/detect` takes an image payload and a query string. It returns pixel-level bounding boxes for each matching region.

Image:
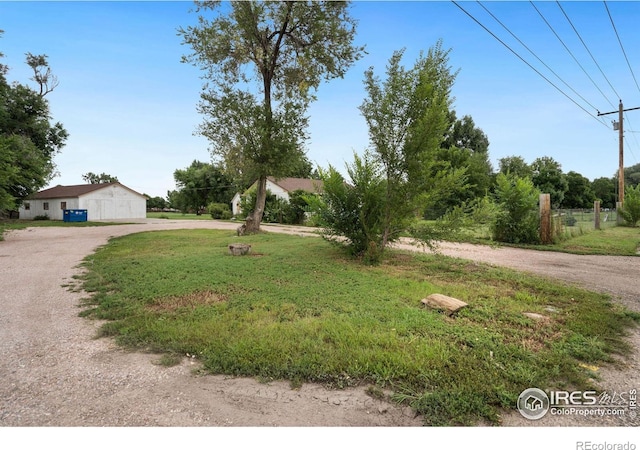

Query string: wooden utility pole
[618,101,624,207]
[598,101,640,209]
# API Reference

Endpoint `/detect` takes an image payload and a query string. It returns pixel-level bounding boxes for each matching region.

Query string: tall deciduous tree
[431,111,493,218]
[592,176,616,209]
[145,195,167,210]
[498,155,532,179]
[530,156,568,209]
[623,163,640,188]
[0,31,67,211]
[180,1,364,233]
[172,160,234,213]
[82,172,119,184]
[563,171,595,209]
[358,42,464,252]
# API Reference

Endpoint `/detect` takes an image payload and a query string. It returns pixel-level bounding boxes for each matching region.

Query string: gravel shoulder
[0,220,638,427]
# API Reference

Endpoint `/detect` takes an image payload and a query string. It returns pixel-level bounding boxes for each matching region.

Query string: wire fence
[553,208,619,231]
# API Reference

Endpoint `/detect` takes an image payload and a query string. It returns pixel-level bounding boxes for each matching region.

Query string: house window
[43,202,49,210]
[60,201,67,210]
[24,202,30,210]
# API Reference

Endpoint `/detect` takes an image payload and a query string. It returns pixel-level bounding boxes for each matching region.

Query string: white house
[19,182,147,221]
[231,177,323,216]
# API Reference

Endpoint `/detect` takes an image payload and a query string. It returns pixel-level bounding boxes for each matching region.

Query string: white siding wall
[79,185,146,220]
[18,198,79,220]
[232,180,291,217]
[266,180,290,201]
[231,193,243,216]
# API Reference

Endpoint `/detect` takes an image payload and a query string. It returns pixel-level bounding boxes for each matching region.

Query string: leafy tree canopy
[433,111,493,216]
[179,0,364,232]
[592,176,616,209]
[562,171,595,209]
[82,172,119,184]
[623,162,640,188]
[317,41,464,262]
[0,30,68,211]
[442,110,490,155]
[145,195,167,210]
[172,160,234,213]
[530,156,568,209]
[498,155,532,179]
[621,184,640,226]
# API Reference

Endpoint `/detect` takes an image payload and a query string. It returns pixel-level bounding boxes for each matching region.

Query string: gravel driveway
[0,219,638,427]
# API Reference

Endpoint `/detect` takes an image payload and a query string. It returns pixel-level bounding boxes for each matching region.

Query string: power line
[477,1,605,122]
[624,133,638,164]
[603,0,640,96]
[530,1,616,110]
[452,1,610,128]
[624,112,640,163]
[602,0,640,161]
[556,1,622,102]
[603,0,640,163]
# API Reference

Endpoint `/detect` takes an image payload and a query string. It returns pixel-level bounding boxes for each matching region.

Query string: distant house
[231,176,323,216]
[18,182,147,221]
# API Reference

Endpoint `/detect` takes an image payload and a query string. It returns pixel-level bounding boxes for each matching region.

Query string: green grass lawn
[485,226,640,256]
[454,222,640,256]
[545,225,640,255]
[77,229,640,425]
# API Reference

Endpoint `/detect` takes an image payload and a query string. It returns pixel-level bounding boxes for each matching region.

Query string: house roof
[267,177,323,193]
[31,182,145,199]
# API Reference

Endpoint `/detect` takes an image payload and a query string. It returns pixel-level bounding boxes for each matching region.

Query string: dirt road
[0,219,638,427]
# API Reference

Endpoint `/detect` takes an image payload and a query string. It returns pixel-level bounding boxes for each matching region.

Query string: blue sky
[2,1,640,199]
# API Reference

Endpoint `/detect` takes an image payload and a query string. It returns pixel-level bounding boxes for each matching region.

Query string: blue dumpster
[63,209,88,222]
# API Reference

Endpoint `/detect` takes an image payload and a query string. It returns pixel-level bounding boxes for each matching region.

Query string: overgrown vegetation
[314,43,466,263]
[491,173,541,244]
[621,184,640,227]
[78,229,639,426]
[0,31,68,213]
[238,189,311,225]
[207,202,232,220]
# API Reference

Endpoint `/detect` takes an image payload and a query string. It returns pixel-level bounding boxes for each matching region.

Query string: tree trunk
[246,174,268,233]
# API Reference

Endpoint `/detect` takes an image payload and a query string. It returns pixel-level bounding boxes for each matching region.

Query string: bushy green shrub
[621,184,640,227]
[286,190,311,225]
[238,188,310,225]
[33,214,50,221]
[313,153,386,263]
[208,202,232,220]
[491,173,540,244]
[262,196,289,223]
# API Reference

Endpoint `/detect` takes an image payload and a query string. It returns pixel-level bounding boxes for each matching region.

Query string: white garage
[19,182,147,221]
